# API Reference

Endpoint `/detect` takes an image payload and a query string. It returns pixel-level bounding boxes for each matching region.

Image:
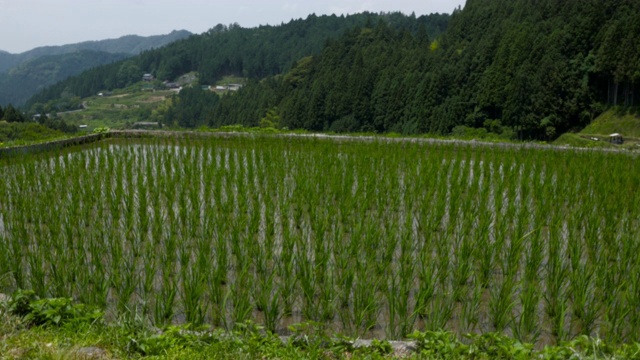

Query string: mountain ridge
[0,30,192,106]
[0,30,192,73]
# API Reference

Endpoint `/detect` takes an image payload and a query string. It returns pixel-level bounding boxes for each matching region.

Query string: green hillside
[25,13,449,110]
[173,0,640,140]
[580,108,640,137]
[0,30,192,73]
[0,50,128,106]
[553,108,640,149]
[0,51,18,73]
[18,1,640,143]
[52,83,181,131]
[0,31,192,106]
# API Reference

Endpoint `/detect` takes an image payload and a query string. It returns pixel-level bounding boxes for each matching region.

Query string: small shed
[142,74,154,82]
[609,133,624,144]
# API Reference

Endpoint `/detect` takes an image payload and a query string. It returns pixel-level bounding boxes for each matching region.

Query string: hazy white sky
[0,0,465,54]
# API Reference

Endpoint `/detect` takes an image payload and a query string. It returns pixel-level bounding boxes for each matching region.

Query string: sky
[0,0,466,54]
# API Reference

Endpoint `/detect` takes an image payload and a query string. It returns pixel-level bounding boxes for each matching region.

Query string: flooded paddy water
[0,135,639,347]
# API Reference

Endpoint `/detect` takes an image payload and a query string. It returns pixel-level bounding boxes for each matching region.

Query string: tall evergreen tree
[3,104,24,123]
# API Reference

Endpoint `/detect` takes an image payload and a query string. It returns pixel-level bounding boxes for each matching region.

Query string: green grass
[215,75,247,86]
[554,108,640,150]
[56,87,175,131]
[552,133,617,148]
[581,107,640,137]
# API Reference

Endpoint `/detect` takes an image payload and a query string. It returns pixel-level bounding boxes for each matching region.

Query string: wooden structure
[609,133,624,144]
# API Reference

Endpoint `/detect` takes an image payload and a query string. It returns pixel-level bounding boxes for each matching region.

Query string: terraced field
[1,135,638,346]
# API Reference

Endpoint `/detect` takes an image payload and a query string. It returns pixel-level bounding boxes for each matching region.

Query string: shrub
[6,290,103,327]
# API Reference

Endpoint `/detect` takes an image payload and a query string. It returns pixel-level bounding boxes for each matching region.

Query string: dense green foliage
[0,103,77,144]
[0,104,26,123]
[0,50,17,74]
[208,23,448,133]
[448,0,640,137]
[0,121,65,144]
[164,86,220,127]
[5,290,103,327]
[25,13,449,112]
[3,294,640,360]
[204,0,640,139]
[35,114,78,134]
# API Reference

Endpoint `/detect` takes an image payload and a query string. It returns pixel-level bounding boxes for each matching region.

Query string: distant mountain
[0,51,19,73]
[0,30,192,105]
[0,50,129,106]
[0,30,192,73]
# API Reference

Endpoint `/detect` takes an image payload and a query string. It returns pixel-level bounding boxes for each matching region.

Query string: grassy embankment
[554,108,640,149]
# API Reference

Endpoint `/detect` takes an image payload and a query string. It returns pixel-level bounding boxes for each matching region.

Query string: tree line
[0,104,77,134]
[0,104,27,123]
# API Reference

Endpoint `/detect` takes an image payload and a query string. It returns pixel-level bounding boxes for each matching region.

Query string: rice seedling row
[0,136,638,346]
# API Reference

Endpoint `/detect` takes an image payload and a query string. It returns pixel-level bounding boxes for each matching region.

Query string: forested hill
[436,0,640,138]
[26,1,640,140]
[25,13,449,109]
[200,0,640,139]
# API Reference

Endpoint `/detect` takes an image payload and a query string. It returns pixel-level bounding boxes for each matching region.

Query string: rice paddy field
[0,135,639,346]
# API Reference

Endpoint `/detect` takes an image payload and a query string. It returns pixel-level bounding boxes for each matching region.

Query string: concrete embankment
[0,133,108,159]
[0,130,245,159]
[1,129,637,159]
